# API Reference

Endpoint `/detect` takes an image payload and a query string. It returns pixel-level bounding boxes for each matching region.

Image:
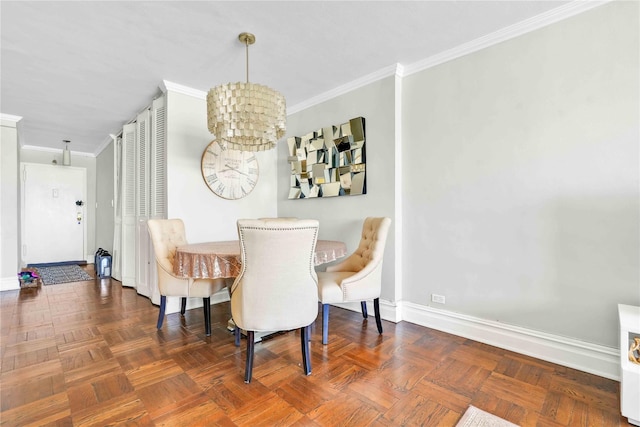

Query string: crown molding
[94,135,114,157]
[288,0,611,114]
[157,1,610,117]
[288,64,403,115]
[403,0,611,77]
[160,80,207,100]
[0,113,23,123]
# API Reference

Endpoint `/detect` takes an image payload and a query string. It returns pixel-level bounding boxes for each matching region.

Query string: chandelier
[207,32,286,151]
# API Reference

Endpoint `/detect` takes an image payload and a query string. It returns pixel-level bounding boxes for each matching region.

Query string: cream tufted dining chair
[147,219,231,336]
[316,217,391,345]
[231,218,319,383]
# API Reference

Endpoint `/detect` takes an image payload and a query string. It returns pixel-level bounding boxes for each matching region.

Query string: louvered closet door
[121,123,136,288]
[148,96,167,305]
[112,136,123,281]
[135,109,151,298]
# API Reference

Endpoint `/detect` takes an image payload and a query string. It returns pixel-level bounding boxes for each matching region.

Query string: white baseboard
[332,300,620,381]
[0,276,20,292]
[164,288,231,315]
[0,275,620,380]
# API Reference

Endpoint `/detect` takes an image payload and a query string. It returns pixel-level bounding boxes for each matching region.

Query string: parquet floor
[0,267,630,426]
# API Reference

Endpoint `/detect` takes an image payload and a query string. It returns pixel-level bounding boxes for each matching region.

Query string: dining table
[173,239,348,279]
[173,238,347,342]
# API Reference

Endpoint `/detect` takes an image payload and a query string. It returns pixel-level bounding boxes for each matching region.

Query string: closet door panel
[148,96,167,305]
[112,136,122,281]
[135,109,151,298]
[121,123,136,288]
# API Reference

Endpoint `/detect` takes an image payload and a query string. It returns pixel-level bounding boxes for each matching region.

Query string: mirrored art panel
[287,117,366,199]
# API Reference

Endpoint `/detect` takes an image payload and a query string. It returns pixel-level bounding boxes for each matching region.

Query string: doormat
[456,406,519,427]
[35,265,93,285]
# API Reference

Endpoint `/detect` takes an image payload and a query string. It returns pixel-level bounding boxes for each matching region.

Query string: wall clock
[201,140,259,200]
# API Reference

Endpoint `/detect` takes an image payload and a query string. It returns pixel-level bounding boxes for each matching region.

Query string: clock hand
[224,164,250,177]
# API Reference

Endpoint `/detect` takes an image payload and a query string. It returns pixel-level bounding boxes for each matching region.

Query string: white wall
[165,90,278,243]
[0,119,20,290]
[402,0,639,348]
[279,77,397,301]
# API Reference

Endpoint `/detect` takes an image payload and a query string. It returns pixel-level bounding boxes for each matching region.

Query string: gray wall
[401,1,638,348]
[279,77,397,301]
[95,141,114,253]
[278,1,639,350]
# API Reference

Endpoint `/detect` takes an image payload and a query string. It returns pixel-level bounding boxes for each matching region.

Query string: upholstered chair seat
[148,219,231,336]
[316,217,391,344]
[231,218,319,383]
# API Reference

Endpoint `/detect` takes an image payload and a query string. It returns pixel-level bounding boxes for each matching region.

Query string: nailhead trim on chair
[237,226,319,278]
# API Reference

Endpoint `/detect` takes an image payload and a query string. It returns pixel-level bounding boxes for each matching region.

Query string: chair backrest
[231,218,319,332]
[329,217,391,301]
[147,219,188,274]
[353,217,391,270]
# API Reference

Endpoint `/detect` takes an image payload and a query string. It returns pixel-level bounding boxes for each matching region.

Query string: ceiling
[2,1,588,156]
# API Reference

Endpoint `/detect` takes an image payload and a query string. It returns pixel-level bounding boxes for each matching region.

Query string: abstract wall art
[287,117,366,199]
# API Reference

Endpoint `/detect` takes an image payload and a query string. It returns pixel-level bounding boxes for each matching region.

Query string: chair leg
[157,295,166,329]
[301,325,312,375]
[180,297,187,315]
[234,325,241,347]
[202,297,211,336]
[322,304,329,345]
[361,301,368,318]
[245,331,255,383]
[374,298,383,334]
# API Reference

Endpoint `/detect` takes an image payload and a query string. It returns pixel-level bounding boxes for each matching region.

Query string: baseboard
[27,260,87,268]
[331,300,619,381]
[402,302,619,381]
[164,288,231,315]
[0,276,20,292]
[333,299,402,323]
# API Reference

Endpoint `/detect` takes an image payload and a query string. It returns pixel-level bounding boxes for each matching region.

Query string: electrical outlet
[431,294,446,304]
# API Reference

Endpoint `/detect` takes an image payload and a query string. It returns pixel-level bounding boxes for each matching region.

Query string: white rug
[456,406,519,427]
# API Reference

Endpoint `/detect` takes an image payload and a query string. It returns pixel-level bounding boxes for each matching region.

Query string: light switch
[52,189,59,198]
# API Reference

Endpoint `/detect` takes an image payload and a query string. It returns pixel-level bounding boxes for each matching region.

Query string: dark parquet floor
[0,267,630,426]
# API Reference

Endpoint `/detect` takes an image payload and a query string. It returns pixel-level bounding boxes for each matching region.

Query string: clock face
[201,140,259,200]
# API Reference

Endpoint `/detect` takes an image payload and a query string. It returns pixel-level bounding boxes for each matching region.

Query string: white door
[135,108,151,297]
[148,96,167,305]
[21,163,86,265]
[121,123,137,288]
[112,136,123,281]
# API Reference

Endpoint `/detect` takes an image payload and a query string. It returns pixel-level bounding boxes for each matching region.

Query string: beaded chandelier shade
[206,33,286,152]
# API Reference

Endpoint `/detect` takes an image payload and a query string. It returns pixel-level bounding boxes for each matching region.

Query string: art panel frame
[287,117,366,199]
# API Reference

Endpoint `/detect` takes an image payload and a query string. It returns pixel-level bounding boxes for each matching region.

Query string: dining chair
[231,218,319,383]
[147,219,231,336]
[316,217,392,345]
